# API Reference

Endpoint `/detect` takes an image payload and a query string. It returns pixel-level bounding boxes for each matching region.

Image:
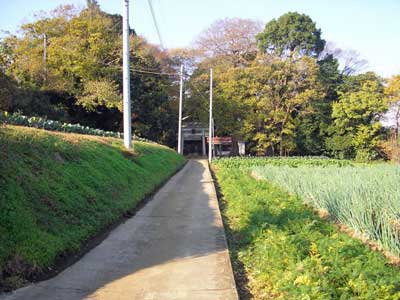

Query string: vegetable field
[253,164,400,257]
[213,157,400,300]
[0,111,154,143]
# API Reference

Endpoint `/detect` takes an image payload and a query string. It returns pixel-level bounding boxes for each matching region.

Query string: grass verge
[212,159,400,300]
[0,125,185,291]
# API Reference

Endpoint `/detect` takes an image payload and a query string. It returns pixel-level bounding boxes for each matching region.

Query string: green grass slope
[0,125,185,291]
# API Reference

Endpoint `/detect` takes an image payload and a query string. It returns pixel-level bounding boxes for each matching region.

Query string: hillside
[0,125,185,291]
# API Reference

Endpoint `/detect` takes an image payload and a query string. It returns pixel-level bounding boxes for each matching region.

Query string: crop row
[214,156,353,169]
[0,111,154,143]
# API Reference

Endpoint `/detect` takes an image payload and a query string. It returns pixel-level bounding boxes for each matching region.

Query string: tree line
[0,1,179,146]
[1,1,399,160]
[181,13,400,160]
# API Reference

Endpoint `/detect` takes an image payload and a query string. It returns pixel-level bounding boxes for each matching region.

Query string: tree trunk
[279,132,283,156]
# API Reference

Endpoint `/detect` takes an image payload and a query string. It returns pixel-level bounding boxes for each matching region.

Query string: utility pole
[43,33,47,83]
[178,65,184,154]
[212,118,215,157]
[123,0,132,150]
[208,68,213,163]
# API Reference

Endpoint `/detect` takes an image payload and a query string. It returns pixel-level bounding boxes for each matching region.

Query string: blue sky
[0,0,399,78]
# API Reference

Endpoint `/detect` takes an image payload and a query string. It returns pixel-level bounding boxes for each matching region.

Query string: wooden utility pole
[208,68,213,163]
[123,0,132,150]
[178,65,184,154]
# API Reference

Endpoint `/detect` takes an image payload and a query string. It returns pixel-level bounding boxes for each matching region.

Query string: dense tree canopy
[327,78,388,160]
[178,12,394,160]
[214,55,324,155]
[0,3,177,145]
[256,12,326,57]
[385,75,400,136]
[0,5,395,159]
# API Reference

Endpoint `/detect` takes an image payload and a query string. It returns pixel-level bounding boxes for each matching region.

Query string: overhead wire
[110,64,180,77]
[157,0,168,39]
[129,68,208,104]
[185,80,211,114]
[147,0,165,49]
[130,68,179,77]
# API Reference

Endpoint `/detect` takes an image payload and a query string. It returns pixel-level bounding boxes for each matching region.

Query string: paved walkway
[2,160,238,300]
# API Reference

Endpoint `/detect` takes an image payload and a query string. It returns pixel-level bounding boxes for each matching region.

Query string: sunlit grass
[0,125,185,290]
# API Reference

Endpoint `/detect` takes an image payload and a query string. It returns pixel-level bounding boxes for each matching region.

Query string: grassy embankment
[0,125,185,291]
[213,157,400,300]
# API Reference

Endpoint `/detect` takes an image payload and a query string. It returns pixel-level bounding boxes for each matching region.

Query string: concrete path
[1,160,238,300]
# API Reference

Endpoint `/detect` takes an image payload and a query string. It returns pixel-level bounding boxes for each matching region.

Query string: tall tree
[385,75,400,137]
[216,55,324,155]
[1,3,178,146]
[326,76,388,160]
[295,54,342,155]
[195,18,263,67]
[0,71,17,111]
[338,71,383,94]
[322,42,368,75]
[129,37,177,145]
[257,12,325,58]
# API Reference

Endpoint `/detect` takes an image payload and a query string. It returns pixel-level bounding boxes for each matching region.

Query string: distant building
[181,122,209,156]
[206,137,233,156]
[180,122,245,156]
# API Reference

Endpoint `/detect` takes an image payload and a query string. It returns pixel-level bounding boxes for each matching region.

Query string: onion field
[252,163,400,256]
[213,157,400,299]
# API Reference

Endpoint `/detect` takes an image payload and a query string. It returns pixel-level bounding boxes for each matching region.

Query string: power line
[129,66,209,104]
[156,0,168,38]
[187,81,209,102]
[147,0,165,49]
[131,68,179,77]
[111,65,180,77]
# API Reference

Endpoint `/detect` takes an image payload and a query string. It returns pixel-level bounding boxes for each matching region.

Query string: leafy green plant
[0,111,153,143]
[214,156,352,170]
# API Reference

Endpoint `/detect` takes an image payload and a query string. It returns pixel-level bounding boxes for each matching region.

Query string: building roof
[182,122,208,129]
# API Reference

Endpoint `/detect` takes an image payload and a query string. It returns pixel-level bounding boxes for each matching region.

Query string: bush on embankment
[0,125,185,291]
